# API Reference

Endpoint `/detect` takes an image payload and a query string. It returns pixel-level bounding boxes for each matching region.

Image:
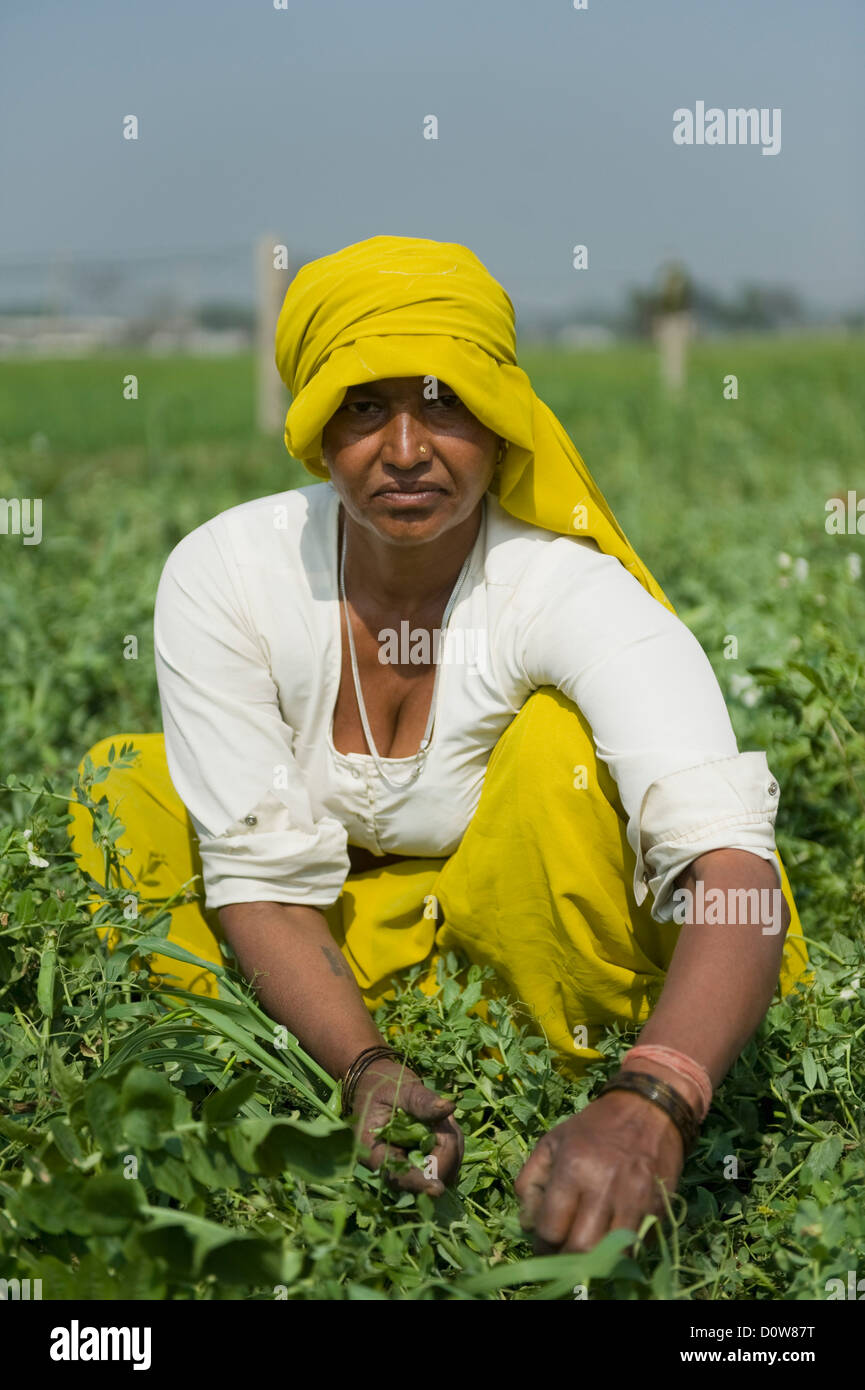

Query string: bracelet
[597,1069,701,1156]
[340,1045,405,1118]
[623,1044,713,1122]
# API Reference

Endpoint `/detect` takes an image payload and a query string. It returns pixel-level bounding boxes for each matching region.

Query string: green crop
[375,1109,437,1156]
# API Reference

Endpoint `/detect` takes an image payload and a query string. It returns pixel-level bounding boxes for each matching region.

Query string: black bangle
[340,1045,404,1118]
[596,1069,701,1156]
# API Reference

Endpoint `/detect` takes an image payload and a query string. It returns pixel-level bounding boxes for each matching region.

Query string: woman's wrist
[598,1067,702,1155]
[340,1046,413,1116]
[595,1082,683,1129]
[619,1055,704,1114]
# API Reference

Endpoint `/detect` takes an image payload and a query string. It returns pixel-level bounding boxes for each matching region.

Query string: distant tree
[197,301,255,332]
[628,272,806,336]
[625,261,694,337]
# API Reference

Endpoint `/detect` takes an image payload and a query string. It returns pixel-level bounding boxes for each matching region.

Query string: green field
[1,338,864,1299]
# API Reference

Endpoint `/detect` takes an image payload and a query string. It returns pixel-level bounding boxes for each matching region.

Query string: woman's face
[321,376,501,545]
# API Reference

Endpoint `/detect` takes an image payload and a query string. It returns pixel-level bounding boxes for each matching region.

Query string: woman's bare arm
[217,901,385,1078]
[515,848,793,1252]
[621,848,790,1105]
[217,900,464,1193]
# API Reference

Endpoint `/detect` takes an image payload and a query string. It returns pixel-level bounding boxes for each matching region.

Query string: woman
[71,235,808,1255]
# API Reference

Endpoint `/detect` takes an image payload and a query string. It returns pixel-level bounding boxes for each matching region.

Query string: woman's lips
[373,488,445,506]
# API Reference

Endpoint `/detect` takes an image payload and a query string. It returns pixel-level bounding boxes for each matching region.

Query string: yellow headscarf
[274,235,673,612]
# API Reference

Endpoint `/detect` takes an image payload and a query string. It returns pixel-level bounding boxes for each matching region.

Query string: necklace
[338,513,475,790]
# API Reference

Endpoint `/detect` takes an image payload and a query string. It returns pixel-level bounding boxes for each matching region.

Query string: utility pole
[255,233,290,434]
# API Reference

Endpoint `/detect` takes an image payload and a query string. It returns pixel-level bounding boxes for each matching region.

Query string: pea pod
[375,1108,436,1155]
[37,942,57,1019]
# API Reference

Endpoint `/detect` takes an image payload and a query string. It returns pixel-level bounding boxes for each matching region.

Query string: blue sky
[1,0,862,317]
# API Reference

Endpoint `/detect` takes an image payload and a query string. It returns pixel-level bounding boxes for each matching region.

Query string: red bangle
[623,1044,713,1121]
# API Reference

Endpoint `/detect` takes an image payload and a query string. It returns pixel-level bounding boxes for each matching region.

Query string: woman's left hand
[514,1090,685,1253]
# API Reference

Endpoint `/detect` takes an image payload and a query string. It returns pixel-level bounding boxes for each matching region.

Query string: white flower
[793,557,809,582]
[846,554,862,581]
[730,674,754,696]
[839,976,860,1001]
[777,552,792,569]
[22,828,49,868]
[729,673,761,706]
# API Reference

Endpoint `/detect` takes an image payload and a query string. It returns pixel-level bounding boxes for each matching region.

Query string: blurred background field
[1,335,862,782]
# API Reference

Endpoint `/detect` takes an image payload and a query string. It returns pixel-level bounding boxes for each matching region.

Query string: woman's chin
[363,498,464,543]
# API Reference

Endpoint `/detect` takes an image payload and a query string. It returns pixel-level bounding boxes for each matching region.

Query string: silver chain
[338,512,474,790]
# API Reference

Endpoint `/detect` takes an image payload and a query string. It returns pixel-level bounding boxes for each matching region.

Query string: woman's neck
[339,499,483,619]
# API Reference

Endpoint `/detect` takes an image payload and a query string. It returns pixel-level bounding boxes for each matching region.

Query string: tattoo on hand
[321,945,353,980]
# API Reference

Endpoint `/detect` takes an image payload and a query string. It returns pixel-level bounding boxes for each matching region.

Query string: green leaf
[201,1234,285,1286]
[137,1206,283,1283]
[802,1049,818,1090]
[11,1170,143,1238]
[461,981,484,1009]
[130,935,225,977]
[789,661,830,696]
[202,1071,259,1124]
[147,1152,197,1204]
[180,1135,242,1192]
[82,1173,147,1234]
[46,1116,85,1165]
[50,1046,84,1110]
[84,1078,123,1150]
[227,1115,355,1181]
[26,1251,162,1301]
[806,1135,844,1179]
[458,1229,635,1294]
[12,1175,91,1236]
[0,1115,43,1148]
[119,1065,175,1150]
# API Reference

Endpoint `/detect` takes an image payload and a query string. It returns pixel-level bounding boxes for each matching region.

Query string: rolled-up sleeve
[153,523,350,911]
[634,752,782,921]
[516,537,783,922]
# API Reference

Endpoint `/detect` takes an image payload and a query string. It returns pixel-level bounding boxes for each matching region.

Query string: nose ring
[419,444,427,454]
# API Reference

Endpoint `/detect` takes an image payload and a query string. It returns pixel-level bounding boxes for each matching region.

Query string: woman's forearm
[217,900,385,1079]
[623,848,791,1109]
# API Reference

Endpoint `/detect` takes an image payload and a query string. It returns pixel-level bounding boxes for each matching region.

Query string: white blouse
[153,481,783,921]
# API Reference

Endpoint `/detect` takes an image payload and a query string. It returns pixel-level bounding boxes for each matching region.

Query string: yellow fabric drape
[274,235,674,611]
[68,699,809,1077]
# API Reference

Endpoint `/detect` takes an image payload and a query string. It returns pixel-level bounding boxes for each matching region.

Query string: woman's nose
[379,411,432,467]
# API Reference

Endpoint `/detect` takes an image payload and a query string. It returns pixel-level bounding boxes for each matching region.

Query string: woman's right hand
[350,1055,464,1197]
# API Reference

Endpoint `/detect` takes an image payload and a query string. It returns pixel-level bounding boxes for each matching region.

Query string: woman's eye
[343,395,460,414]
